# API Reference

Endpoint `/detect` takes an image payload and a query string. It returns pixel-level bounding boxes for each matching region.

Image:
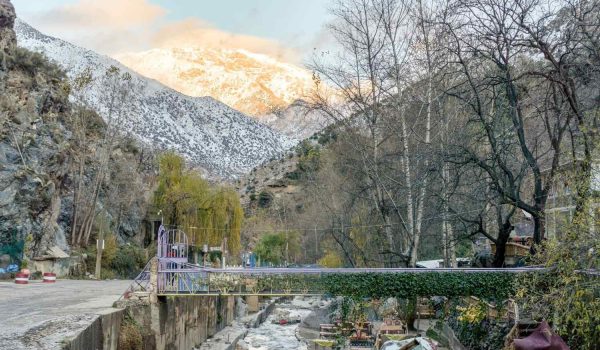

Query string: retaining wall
[65,295,236,350]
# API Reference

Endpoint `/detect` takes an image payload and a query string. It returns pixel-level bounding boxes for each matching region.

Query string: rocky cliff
[0,0,151,260]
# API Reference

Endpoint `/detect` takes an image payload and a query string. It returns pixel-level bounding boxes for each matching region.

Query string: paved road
[0,279,130,350]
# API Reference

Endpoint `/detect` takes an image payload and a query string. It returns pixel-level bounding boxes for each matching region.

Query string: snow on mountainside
[258,100,330,140]
[15,19,296,179]
[115,47,316,117]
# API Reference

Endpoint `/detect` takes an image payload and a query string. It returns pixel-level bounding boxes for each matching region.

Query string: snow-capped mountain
[257,100,330,140]
[15,19,297,179]
[115,47,316,117]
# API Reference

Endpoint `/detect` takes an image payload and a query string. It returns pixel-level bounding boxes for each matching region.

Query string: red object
[15,273,29,284]
[514,321,570,350]
[43,272,57,283]
[279,319,288,325]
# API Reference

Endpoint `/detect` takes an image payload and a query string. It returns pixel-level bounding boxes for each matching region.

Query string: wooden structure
[374,317,408,349]
[491,237,531,266]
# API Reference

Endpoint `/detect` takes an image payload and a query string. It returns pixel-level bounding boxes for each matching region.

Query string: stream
[237,297,325,350]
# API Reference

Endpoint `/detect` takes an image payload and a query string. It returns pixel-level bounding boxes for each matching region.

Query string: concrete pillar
[149,257,158,304]
[246,295,259,313]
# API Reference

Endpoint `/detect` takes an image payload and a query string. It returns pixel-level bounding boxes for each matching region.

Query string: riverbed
[237,297,325,350]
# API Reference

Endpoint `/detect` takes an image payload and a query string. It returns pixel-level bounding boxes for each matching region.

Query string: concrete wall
[66,295,236,350]
[66,309,125,350]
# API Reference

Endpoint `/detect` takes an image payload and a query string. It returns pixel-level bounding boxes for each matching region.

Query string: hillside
[14,19,296,179]
[0,5,151,258]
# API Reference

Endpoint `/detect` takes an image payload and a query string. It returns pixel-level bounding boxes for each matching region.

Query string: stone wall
[66,295,236,350]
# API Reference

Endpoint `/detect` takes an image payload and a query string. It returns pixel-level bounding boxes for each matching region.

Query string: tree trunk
[71,159,84,246]
[492,222,512,268]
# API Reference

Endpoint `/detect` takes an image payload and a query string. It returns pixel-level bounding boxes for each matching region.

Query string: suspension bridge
[120,226,552,299]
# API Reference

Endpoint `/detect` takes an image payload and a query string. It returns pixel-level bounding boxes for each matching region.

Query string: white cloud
[151,19,301,63]
[36,0,166,28]
[18,0,302,63]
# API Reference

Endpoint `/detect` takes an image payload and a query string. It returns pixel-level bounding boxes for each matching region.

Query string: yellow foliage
[101,234,118,268]
[318,250,344,267]
[456,304,486,324]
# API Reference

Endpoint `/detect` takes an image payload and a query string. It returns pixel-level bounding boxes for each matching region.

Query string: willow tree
[153,152,243,256]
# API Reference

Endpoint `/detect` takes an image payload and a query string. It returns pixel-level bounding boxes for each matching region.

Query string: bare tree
[70,66,137,247]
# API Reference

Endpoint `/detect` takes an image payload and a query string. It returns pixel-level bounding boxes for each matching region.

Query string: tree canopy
[153,152,243,256]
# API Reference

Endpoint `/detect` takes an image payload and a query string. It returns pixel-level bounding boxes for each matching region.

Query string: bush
[9,48,65,81]
[110,244,146,279]
[318,251,344,267]
[258,191,273,208]
[515,206,600,349]
[446,300,513,350]
[118,317,143,350]
[85,236,146,279]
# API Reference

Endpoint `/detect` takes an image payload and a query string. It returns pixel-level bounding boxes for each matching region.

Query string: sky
[12,0,335,65]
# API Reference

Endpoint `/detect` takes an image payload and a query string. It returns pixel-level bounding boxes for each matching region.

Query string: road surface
[0,279,130,350]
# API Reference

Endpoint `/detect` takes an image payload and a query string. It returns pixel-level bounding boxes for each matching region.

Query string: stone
[0,0,16,54]
[246,295,260,313]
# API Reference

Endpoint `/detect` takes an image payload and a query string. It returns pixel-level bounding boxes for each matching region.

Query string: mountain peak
[15,19,297,179]
[115,46,316,116]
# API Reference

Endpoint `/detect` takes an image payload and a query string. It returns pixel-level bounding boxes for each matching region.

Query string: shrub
[110,244,146,279]
[257,191,273,208]
[118,317,143,350]
[446,300,513,350]
[9,48,65,81]
[318,251,344,267]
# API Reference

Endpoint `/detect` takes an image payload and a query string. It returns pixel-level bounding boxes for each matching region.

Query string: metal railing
[119,257,155,300]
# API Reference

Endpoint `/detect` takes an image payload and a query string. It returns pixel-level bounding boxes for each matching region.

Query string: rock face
[0,1,151,260]
[0,0,16,53]
[0,0,71,257]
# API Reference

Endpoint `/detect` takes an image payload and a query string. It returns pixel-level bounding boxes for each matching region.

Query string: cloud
[19,0,302,63]
[151,19,301,63]
[35,0,165,29]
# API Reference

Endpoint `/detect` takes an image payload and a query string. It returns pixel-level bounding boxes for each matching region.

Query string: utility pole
[314,225,318,263]
[95,229,104,279]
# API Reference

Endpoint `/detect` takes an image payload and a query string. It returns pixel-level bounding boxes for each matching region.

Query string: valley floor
[0,279,130,349]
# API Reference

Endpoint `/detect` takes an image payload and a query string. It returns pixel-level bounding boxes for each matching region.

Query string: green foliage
[447,300,512,350]
[318,250,344,268]
[110,244,146,279]
[254,231,300,266]
[516,201,600,349]
[153,152,243,256]
[321,272,517,299]
[85,235,146,279]
[20,234,33,269]
[289,140,321,180]
[208,271,518,299]
[101,235,118,268]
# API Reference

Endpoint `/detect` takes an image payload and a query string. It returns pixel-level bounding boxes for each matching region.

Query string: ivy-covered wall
[227,272,520,300]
